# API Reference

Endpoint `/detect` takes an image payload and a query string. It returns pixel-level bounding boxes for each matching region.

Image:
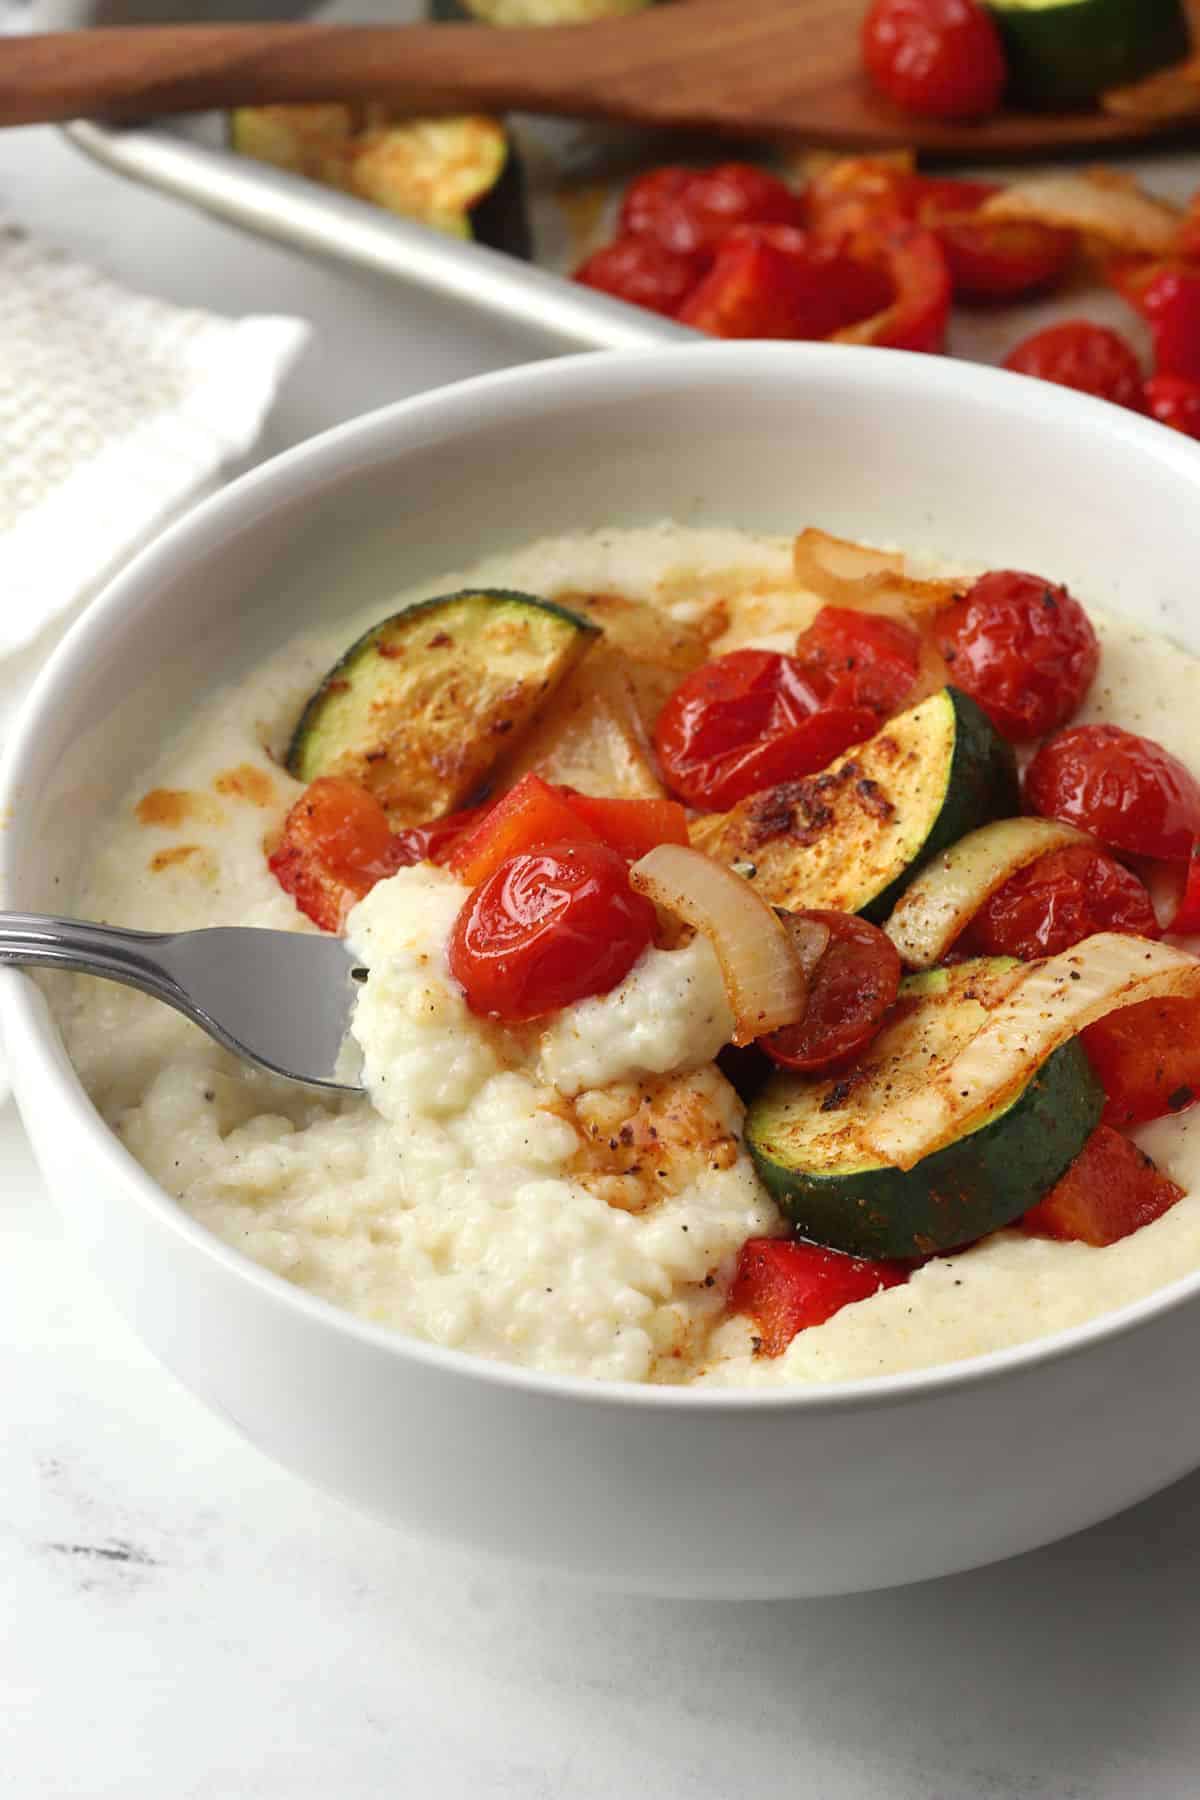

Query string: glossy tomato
[1171,842,1200,934]
[934,568,1099,741]
[1004,321,1145,410]
[1139,266,1200,381]
[760,910,902,1072]
[618,162,806,256]
[1025,725,1200,863]
[448,842,656,1023]
[861,0,1007,120]
[792,605,920,715]
[268,776,406,933]
[934,214,1075,304]
[573,236,707,317]
[1021,1125,1183,1247]
[956,845,1159,962]
[729,1238,910,1356]
[677,226,891,340]
[1144,373,1200,439]
[652,648,877,810]
[1081,997,1200,1127]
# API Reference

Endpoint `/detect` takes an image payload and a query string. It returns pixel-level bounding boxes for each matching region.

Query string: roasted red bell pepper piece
[729,1238,910,1356]
[445,773,602,888]
[830,225,953,354]
[1082,997,1200,1128]
[677,226,890,340]
[1022,1125,1184,1247]
[561,792,689,861]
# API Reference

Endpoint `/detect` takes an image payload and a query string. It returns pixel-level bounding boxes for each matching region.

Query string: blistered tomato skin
[1004,322,1145,410]
[792,605,920,715]
[956,846,1159,962]
[934,569,1099,741]
[574,236,707,317]
[618,162,806,256]
[861,0,1007,120]
[761,911,902,1072]
[448,843,656,1023]
[1025,725,1200,863]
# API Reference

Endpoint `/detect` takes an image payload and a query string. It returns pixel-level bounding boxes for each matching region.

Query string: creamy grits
[54,525,1200,1386]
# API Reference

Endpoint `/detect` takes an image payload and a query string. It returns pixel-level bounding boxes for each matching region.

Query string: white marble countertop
[9,120,1200,1800]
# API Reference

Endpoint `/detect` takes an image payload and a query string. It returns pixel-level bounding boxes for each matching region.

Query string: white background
[8,118,1200,1800]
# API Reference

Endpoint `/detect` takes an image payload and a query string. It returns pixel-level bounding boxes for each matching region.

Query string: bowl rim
[6,338,1200,1415]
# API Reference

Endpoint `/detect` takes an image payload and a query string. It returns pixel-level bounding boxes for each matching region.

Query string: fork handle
[0,912,184,1008]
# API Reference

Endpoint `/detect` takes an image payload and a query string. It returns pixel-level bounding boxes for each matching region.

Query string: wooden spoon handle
[0,21,641,128]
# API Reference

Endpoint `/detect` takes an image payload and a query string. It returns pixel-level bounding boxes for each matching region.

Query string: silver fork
[0,914,367,1094]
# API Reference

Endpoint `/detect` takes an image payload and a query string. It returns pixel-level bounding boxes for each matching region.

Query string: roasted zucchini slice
[230,109,531,257]
[287,591,597,824]
[747,959,1105,1259]
[689,688,1019,924]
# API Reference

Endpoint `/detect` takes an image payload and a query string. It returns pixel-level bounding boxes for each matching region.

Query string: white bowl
[6,344,1200,1600]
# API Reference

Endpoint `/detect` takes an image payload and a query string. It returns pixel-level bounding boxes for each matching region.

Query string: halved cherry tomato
[677,226,891,340]
[1144,373,1200,439]
[652,649,877,810]
[618,162,806,256]
[831,225,952,353]
[561,793,689,861]
[446,773,601,888]
[1081,998,1200,1127]
[1025,725,1200,863]
[268,776,407,933]
[1021,1124,1184,1247]
[954,846,1159,962]
[760,910,902,1072]
[933,568,1099,742]
[729,1237,910,1356]
[448,842,656,1022]
[792,605,920,715]
[1138,266,1200,381]
[861,0,1007,121]
[1004,321,1145,410]
[573,236,707,318]
[1171,842,1200,934]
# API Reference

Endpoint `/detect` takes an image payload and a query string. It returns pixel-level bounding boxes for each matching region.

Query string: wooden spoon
[3,2,1198,157]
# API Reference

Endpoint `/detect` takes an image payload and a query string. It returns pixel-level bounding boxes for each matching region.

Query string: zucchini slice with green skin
[747,959,1106,1259]
[287,590,598,824]
[986,0,1190,109]
[689,687,1019,925]
[229,109,531,258]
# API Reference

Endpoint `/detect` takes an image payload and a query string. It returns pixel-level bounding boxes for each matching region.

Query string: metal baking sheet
[53,0,1200,363]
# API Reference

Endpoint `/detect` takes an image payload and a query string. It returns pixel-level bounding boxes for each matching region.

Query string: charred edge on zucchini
[689,687,1019,925]
[229,109,531,259]
[286,590,598,825]
[747,958,1106,1260]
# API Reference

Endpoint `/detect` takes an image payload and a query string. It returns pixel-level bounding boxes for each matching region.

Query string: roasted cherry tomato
[391,801,492,868]
[861,0,1007,120]
[933,213,1075,304]
[573,236,707,318]
[268,776,406,933]
[1021,1124,1184,1247]
[677,226,891,340]
[652,649,877,810]
[448,841,656,1023]
[793,604,921,715]
[1171,842,1200,934]
[933,568,1099,742]
[955,846,1159,962]
[1144,373,1200,440]
[729,1237,910,1356]
[1025,725,1200,863]
[1081,998,1200,1127]
[1139,266,1200,382]
[618,162,806,256]
[831,224,952,353]
[1004,321,1145,410]
[760,910,902,1072]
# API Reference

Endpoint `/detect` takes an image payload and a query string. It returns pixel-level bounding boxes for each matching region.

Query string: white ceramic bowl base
[6,345,1200,1600]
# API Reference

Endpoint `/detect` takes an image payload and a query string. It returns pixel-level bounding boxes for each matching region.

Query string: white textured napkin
[0,220,310,1102]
